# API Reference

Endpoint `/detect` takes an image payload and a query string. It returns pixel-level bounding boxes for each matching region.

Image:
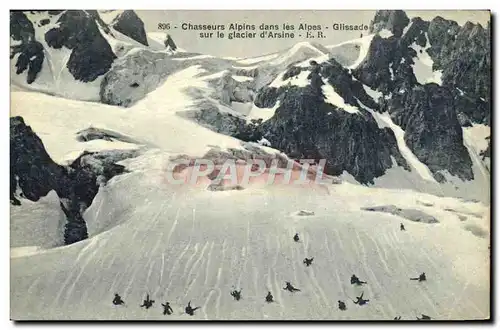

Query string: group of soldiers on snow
[112,228,430,320]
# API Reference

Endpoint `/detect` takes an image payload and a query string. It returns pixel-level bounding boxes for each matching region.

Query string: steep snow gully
[10,9,490,321]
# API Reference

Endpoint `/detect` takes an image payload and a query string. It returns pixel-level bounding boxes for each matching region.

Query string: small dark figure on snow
[353,292,370,306]
[265,291,274,303]
[140,294,155,309]
[338,300,347,311]
[400,223,405,231]
[185,301,200,316]
[112,293,124,306]
[293,233,300,242]
[230,289,242,301]
[416,314,431,320]
[394,316,401,320]
[303,257,314,267]
[283,281,301,292]
[350,274,367,285]
[410,272,426,282]
[162,302,173,315]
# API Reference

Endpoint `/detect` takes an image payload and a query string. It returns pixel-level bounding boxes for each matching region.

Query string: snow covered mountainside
[10,10,490,320]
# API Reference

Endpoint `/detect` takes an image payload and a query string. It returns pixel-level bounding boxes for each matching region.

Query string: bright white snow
[269,70,311,88]
[378,29,394,38]
[329,34,375,70]
[322,80,360,114]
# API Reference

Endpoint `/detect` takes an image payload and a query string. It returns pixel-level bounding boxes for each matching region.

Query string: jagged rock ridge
[111,10,149,46]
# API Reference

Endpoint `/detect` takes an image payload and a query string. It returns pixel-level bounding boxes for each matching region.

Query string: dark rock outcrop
[352,35,398,95]
[380,83,473,181]
[10,116,69,204]
[112,10,149,46]
[10,11,45,84]
[45,10,116,82]
[11,116,137,245]
[164,34,177,51]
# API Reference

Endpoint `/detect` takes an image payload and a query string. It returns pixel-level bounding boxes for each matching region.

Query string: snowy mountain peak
[10,10,178,101]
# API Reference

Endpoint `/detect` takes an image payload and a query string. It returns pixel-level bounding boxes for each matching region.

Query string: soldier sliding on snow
[394,316,401,320]
[283,281,301,292]
[410,272,427,282]
[112,293,124,306]
[351,274,367,286]
[353,292,370,306]
[416,314,431,320]
[303,257,314,267]
[140,294,155,309]
[293,233,300,242]
[338,300,347,311]
[400,223,406,231]
[185,301,200,316]
[230,289,242,301]
[162,302,173,315]
[266,291,274,303]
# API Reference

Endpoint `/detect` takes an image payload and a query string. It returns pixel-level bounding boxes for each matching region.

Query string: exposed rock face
[215,72,255,105]
[427,17,490,101]
[380,84,473,181]
[76,127,139,144]
[45,10,116,82]
[179,100,248,137]
[10,116,69,204]
[352,36,398,95]
[255,61,409,184]
[101,52,234,107]
[111,10,149,46]
[10,11,45,84]
[10,116,137,245]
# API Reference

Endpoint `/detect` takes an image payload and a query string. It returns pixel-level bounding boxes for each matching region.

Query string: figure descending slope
[185,301,200,316]
[230,289,242,301]
[112,293,124,306]
[410,272,427,282]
